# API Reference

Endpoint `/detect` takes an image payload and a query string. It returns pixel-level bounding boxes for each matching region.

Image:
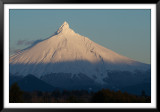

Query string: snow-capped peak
[9,21,150,84]
[56,21,71,34]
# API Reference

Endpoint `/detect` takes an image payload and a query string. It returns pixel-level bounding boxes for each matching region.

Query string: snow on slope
[9,21,150,84]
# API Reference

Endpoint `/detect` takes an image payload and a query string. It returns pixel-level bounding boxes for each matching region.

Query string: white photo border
[4,4,157,109]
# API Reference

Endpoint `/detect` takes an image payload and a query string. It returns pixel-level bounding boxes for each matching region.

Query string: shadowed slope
[10,74,58,92]
[9,60,150,84]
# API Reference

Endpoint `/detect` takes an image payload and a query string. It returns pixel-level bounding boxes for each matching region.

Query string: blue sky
[9,9,151,64]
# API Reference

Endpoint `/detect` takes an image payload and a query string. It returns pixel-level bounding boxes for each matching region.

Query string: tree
[9,83,23,103]
[51,90,61,98]
[67,95,79,103]
[91,89,108,103]
[141,90,146,97]
[91,89,147,103]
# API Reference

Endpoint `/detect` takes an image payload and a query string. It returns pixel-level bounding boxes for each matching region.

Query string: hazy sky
[9,9,151,64]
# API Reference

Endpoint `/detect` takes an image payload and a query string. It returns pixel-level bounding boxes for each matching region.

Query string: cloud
[24,41,34,45]
[11,39,44,56]
[17,40,34,46]
[17,40,25,45]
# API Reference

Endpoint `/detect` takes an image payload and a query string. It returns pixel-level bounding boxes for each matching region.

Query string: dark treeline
[9,83,151,103]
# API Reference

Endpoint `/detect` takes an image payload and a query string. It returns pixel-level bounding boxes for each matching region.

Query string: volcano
[9,21,151,93]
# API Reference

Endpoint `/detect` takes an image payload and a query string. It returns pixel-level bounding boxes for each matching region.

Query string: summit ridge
[56,21,72,34]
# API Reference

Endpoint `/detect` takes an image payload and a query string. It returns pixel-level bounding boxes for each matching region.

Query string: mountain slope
[9,21,150,85]
[10,74,58,92]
